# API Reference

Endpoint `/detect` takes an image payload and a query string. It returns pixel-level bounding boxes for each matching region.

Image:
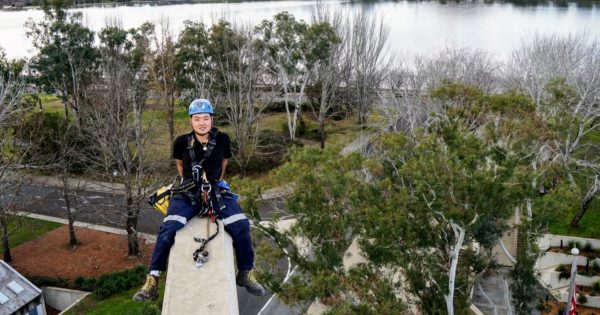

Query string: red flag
[568,285,577,315]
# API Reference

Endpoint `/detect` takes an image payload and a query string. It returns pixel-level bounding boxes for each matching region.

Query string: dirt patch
[9,226,154,279]
[547,247,600,259]
[543,301,600,314]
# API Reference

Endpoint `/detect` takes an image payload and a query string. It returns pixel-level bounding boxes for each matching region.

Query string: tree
[16,111,90,248]
[362,126,518,314]
[175,20,212,101]
[208,21,269,177]
[0,60,29,262]
[25,0,97,128]
[379,47,498,134]
[274,82,552,314]
[82,22,154,256]
[344,12,391,126]
[504,35,600,226]
[255,12,338,141]
[309,2,345,149]
[149,18,179,155]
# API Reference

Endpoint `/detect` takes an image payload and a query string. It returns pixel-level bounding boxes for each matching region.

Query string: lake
[0,0,599,60]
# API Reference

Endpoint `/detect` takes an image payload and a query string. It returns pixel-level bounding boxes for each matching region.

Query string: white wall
[538,234,600,251]
[536,252,600,270]
[539,271,600,290]
[42,287,89,312]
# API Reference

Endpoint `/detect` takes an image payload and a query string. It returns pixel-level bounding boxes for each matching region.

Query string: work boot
[236,269,266,296]
[133,275,159,301]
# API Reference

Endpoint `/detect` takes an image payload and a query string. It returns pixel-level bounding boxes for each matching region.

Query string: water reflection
[0,0,598,59]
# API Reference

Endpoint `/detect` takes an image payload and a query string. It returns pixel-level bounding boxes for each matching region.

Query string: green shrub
[14,111,98,173]
[558,270,570,280]
[592,281,600,293]
[578,294,588,304]
[230,130,294,175]
[92,265,146,299]
[556,264,567,272]
[28,275,69,288]
[593,261,600,272]
[74,277,97,291]
[584,242,594,252]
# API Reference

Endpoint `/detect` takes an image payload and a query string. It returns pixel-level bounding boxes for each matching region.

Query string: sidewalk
[10,171,125,194]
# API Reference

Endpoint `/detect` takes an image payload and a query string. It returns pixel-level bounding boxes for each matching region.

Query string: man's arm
[220,159,228,181]
[176,159,184,177]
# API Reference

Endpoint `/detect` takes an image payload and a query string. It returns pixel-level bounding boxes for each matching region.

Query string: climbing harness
[187,129,223,268]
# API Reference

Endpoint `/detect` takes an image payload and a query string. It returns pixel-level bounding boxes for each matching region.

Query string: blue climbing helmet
[188,99,214,116]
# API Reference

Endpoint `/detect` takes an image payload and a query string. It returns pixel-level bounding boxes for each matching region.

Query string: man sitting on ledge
[133,98,266,301]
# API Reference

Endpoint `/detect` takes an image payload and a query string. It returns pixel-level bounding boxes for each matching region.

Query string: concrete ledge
[162,217,238,315]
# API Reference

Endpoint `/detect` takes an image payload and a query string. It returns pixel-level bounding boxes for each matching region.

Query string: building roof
[0,260,42,314]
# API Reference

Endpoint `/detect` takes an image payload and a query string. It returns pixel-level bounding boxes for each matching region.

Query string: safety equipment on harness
[148,185,172,215]
[192,165,203,184]
[148,177,196,215]
[193,215,219,268]
[189,99,213,116]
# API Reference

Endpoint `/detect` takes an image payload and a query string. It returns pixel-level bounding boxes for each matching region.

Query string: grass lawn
[548,198,600,239]
[0,217,62,256]
[63,282,165,315]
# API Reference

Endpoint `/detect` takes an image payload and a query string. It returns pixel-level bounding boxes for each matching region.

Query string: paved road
[21,183,164,235]
[20,182,298,315]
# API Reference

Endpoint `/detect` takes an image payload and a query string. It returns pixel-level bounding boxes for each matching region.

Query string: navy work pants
[149,191,254,272]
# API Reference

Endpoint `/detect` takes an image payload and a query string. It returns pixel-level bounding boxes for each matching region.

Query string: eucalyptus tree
[274,81,559,314]
[504,34,600,226]
[175,20,212,101]
[255,12,339,141]
[82,22,155,256]
[25,0,97,129]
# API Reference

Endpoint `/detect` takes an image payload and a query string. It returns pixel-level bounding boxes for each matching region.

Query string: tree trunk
[446,222,466,315]
[2,228,11,263]
[168,94,175,164]
[125,194,140,256]
[62,176,78,248]
[319,120,326,149]
[571,176,600,228]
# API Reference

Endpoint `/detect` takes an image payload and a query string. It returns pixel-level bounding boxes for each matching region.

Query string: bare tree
[377,47,498,134]
[0,72,28,262]
[310,2,346,149]
[83,22,155,256]
[149,18,179,155]
[209,21,271,177]
[344,11,391,126]
[18,112,87,248]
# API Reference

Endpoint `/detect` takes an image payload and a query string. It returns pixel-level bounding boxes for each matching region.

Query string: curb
[17,212,157,244]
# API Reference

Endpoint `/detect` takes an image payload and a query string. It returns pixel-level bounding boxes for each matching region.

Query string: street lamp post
[563,247,579,315]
